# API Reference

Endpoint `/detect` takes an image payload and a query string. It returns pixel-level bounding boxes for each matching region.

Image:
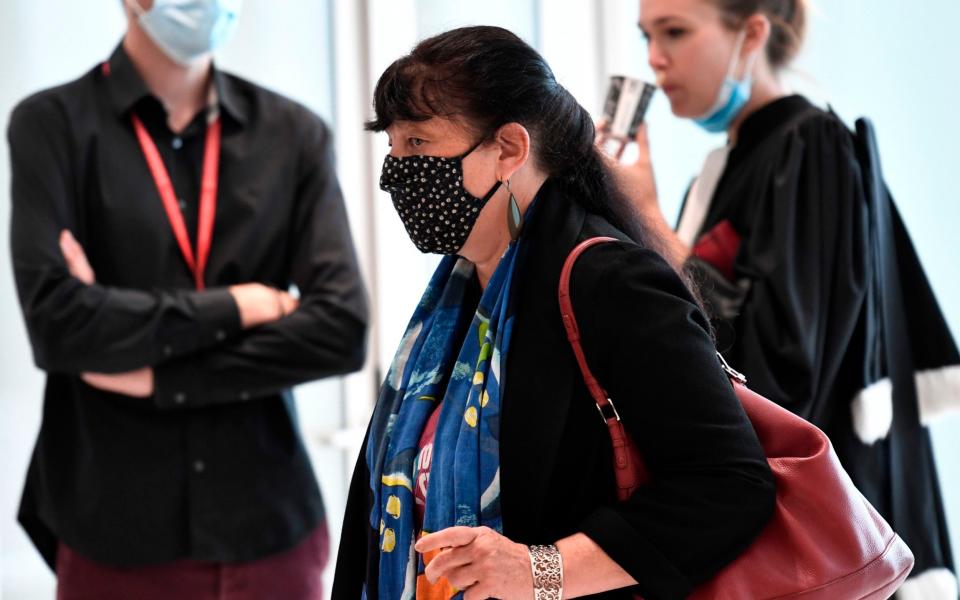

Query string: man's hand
[229,283,299,329]
[60,230,96,285]
[82,368,155,398]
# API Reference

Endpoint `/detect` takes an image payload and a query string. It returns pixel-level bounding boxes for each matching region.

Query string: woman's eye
[409,138,425,147]
[666,27,686,39]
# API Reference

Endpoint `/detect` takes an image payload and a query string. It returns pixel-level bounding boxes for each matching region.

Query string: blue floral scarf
[365,240,521,599]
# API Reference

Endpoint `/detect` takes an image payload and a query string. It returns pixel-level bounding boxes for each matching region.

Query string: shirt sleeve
[573,243,776,599]
[152,113,369,409]
[8,95,242,375]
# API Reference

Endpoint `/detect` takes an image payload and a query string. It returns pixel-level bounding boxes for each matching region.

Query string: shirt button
[215,330,227,342]
[192,460,206,473]
[173,392,186,405]
[163,345,173,356]
[179,199,188,211]
[171,136,183,150]
[239,391,250,401]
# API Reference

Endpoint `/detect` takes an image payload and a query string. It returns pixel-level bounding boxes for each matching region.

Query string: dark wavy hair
[366,25,666,254]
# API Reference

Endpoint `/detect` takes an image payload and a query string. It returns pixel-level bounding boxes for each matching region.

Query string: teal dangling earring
[505,179,523,241]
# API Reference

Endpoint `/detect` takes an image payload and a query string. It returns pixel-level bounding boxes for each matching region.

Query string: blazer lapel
[499,180,586,542]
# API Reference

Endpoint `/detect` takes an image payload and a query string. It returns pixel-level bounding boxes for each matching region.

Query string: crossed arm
[58,229,297,397]
[9,99,367,407]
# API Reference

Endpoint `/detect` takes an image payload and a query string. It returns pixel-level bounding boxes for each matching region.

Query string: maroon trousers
[56,523,329,600]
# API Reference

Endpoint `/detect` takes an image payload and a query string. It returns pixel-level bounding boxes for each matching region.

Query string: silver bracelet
[529,544,563,600]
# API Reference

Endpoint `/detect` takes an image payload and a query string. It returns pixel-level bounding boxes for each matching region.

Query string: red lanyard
[131,114,221,290]
[103,60,221,290]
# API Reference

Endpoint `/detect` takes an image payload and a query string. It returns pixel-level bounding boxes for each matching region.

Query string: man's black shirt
[8,44,368,568]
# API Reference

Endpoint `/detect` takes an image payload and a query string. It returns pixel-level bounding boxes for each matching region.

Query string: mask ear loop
[729,28,760,83]
[726,30,748,80]
[127,0,147,18]
[740,47,760,84]
[459,135,491,160]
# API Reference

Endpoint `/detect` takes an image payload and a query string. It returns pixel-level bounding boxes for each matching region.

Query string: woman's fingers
[416,526,534,599]
[634,121,652,165]
[423,546,473,584]
[415,526,480,553]
[614,138,628,160]
[597,118,650,163]
[595,118,611,147]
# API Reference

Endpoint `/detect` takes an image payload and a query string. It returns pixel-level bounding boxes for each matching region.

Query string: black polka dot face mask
[379,145,502,255]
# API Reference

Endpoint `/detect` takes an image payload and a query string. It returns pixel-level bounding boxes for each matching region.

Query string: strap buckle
[717,352,748,385]
[596,398,621,423]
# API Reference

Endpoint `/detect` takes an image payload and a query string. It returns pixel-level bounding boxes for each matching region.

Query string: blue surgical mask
[694,31,758,133]
[129,0,242,66]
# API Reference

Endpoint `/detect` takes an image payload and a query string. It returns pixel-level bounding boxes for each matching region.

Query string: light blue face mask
[694,31,758,133]
[129,0,243,66]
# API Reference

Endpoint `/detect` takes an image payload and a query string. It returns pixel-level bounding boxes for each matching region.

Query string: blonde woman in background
[606,1,959,596]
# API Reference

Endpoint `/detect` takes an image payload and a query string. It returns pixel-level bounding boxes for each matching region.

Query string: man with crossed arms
[7,1,367,597]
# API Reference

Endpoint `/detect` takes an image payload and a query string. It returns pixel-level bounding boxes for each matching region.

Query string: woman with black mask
[332,25,774,600]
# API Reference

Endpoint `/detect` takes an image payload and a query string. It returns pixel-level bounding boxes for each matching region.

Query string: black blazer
[333,180,775,600]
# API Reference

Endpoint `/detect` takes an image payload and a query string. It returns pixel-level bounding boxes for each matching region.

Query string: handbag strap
[559,237,747,424]
[558,237,620,421]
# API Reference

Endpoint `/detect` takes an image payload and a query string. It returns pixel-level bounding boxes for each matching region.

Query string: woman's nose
[648,41,669,71]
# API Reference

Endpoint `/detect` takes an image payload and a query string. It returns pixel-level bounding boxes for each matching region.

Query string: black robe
[682,95,958,598]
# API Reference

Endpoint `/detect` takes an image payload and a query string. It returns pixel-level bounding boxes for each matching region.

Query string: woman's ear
[742,13,772,58]
[494,123,531,181]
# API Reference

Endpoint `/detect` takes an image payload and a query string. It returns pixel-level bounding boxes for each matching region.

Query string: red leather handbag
[559,237,915,600]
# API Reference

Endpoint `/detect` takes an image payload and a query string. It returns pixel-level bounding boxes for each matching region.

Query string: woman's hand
[596,120,659,212]
[596,122,690,270]
[416,526,534,600]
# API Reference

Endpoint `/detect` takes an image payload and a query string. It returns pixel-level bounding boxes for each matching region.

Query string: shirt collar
[211,68,248,125]
[104,43,248,126]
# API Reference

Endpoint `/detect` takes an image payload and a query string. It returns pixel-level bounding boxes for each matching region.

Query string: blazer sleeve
[574,242,776,600]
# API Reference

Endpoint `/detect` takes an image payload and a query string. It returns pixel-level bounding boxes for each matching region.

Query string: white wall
[1,6,126,598]
[1,2,957,598]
